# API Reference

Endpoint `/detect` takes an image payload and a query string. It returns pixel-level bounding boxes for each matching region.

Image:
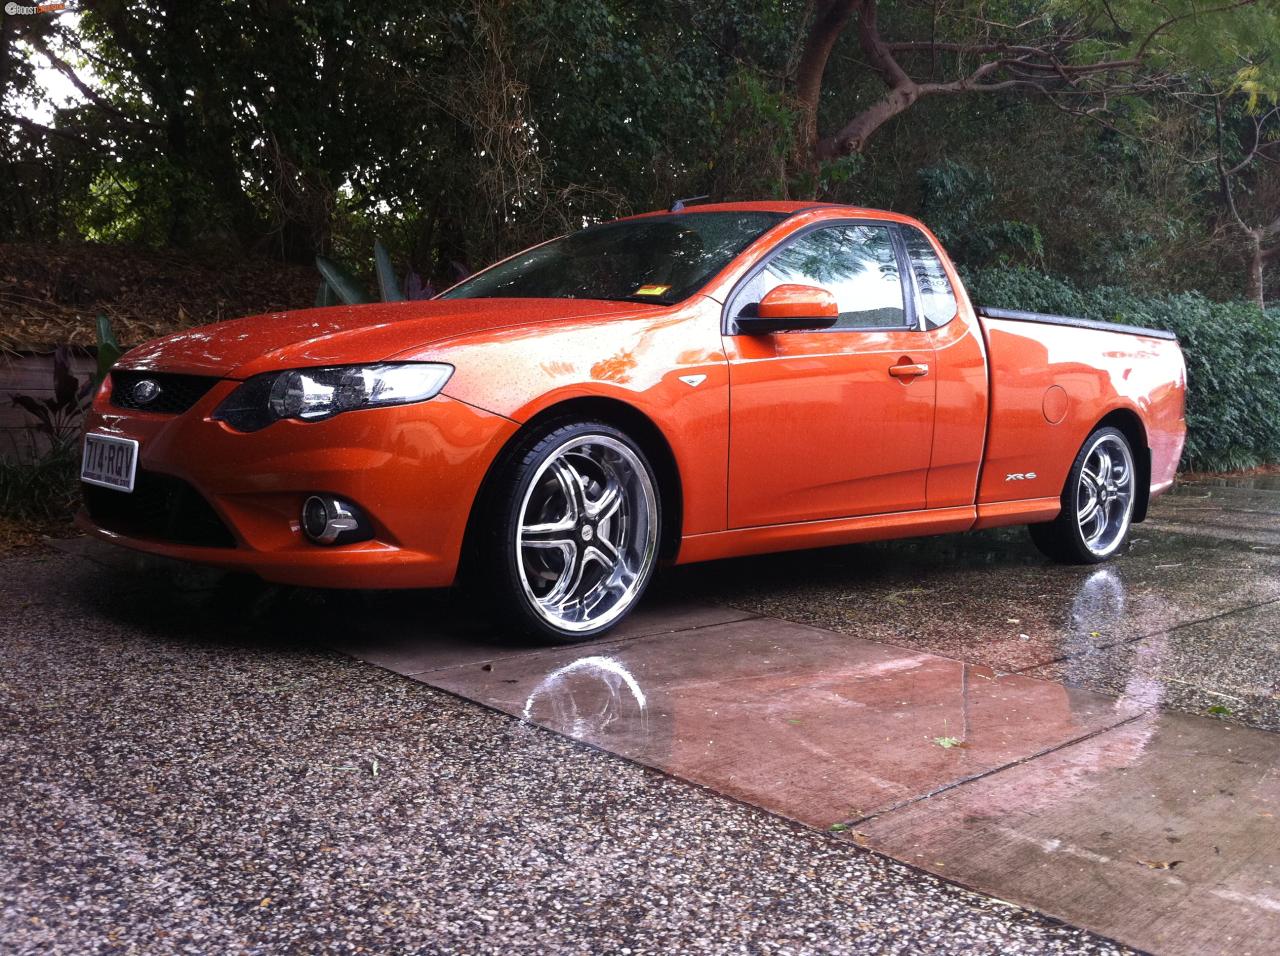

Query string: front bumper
[78,377,518,589]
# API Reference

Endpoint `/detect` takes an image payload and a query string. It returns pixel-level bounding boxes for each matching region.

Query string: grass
[0,444,81,555]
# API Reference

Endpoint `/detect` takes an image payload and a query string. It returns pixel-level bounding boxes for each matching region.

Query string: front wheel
[1029,426,1138,564]
[479,420,661,643]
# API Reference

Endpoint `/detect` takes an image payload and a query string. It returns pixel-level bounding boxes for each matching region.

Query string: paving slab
[325,590,757,674]
[855,709,1280,956]
[417,617,1132,829]
[1023,600,1280,732]
[1148,481,1280,548]
[1179,474,1280,495]
[677,523,1280,673]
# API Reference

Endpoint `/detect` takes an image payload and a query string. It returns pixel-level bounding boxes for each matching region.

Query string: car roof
[619,200,919,225]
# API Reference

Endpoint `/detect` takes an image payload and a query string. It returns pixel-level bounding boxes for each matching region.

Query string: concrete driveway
[3,477,1278,954]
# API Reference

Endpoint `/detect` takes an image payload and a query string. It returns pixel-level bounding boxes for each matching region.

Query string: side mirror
[735,283,839,334]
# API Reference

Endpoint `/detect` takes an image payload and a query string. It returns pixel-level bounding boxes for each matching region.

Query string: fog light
[301,495,372,545]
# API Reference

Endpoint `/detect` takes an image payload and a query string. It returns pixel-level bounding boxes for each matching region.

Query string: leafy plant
[3,347,93,528]
[315,239,436,306]
[95,313,122,385]
[918,161,1044,269]
[0,445,80,524]
[315,254,372,306]
[9,347,92,450]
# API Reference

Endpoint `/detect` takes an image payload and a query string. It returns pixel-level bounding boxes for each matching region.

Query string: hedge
[965,267,1280,473]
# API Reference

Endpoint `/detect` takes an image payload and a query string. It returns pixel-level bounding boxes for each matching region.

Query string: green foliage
[316,238,419,304]
[3,1,1277,330]
[315,255,374,306]
[0,445,80,524]
[95,314,122,385]
[3,349,87,525]
[72,171,162,245]
[4,0,1275,302]
[917,161,1044,268]
[9,347,91,449]
[374,241,406,303]
[969,266,1280,471]
[707,68,798,200]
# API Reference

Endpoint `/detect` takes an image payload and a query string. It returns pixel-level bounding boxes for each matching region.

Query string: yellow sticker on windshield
[633,284,671,296]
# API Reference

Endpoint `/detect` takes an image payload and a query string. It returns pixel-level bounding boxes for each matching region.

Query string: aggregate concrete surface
[2,551,1126,955]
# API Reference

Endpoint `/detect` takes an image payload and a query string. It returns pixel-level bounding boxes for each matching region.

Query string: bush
[966,266,1280,472]
[0,444,81,524]
[3,345,91,532]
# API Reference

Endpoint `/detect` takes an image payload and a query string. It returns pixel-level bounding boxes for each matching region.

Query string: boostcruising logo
[5,2,73,13]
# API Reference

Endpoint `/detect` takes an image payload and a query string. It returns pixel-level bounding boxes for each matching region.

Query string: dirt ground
[0,241,319,352]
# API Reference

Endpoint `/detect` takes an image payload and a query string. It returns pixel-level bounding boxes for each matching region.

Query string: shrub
[965,266,1280,472]
[3,345,90,529]
[0,445,80,524]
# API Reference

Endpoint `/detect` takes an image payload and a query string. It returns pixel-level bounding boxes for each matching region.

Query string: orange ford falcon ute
[79,202,1187,642]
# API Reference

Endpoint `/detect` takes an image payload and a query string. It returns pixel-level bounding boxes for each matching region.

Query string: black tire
[1029,426,1137,564]
[476,419,662,643]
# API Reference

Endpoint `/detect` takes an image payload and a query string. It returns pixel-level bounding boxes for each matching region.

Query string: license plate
[81,434,139,493]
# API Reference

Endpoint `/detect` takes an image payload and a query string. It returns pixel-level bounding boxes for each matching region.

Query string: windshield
[441,211,787,305]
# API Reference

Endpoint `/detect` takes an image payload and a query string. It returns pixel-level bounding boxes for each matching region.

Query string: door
[724,222,936,528]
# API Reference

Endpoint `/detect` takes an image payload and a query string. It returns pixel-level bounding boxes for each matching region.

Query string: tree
[1214,92,1280,309]
[792,0,1272,161]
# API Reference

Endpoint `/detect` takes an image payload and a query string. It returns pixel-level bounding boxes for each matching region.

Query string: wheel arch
[1093,407,1152,522]
[460,396,685,578]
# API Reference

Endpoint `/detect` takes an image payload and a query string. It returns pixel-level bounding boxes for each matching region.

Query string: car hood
[116,298,654,378]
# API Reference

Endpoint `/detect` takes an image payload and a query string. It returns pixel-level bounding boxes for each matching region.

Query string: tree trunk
[816,84,919,158]
[792,0,859,173]
[1246,234,1265,312]
[799,0,926,162]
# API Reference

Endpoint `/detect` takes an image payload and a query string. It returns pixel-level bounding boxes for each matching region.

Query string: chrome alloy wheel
[1076,432,1135,557]
[515,434,658,633]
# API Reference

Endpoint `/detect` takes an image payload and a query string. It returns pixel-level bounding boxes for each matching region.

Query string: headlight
[214,363,453,432]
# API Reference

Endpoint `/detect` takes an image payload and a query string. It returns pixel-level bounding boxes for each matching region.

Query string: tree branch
[23,33,153,132]
[856,0,911,90]
[794,0,861,148]
[807,0,1264,160]
[1226,107,1280,177]
[1215,94,1254,236]
[2,112,94,145]
[1134,0,1258,60]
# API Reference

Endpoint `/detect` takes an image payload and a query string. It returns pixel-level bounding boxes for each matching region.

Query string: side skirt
[675,497,1063,565]
[676,506,975,564]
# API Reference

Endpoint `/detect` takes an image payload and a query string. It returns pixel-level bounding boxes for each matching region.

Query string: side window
[902,227,957,329]
[736,224,908,330]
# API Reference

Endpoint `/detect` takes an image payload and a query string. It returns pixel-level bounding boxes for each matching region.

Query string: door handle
[889,362,929,379]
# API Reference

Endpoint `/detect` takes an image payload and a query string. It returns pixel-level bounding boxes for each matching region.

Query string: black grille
[83,472,236,548]
[111,371,219,414]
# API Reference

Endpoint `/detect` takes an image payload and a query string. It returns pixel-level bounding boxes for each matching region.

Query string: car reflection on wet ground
[5,476,1278,954]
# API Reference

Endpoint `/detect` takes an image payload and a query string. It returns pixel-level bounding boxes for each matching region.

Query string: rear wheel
[1029,426,1137,564]
[479,420,661,643]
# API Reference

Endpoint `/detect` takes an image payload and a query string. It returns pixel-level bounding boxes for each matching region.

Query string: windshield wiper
[596,295,672,306]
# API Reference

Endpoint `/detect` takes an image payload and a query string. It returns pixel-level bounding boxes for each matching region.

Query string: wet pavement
[678,480,1280,731]
[5,476,1280,954]
[414,619,1129,828]
[2,550,1125,955]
